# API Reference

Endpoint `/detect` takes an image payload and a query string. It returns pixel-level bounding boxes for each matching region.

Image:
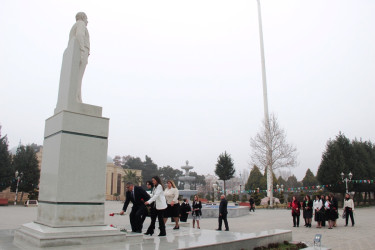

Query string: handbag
[342,210,346,219]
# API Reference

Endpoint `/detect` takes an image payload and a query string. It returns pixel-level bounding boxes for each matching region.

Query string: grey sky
[1,0,374,180]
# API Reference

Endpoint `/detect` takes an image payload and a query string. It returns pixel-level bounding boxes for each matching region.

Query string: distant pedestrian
[343,193,355,226]
[192,195,202,229]
[216,194,229,231]
[180,198,191,222]
[291,196,301,227]
[249,196,255,212]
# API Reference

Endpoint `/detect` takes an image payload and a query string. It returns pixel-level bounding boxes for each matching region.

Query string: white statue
[55,12,101,117]
[69,12,90,102]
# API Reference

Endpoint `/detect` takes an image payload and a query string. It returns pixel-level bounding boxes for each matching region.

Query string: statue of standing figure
[55,12,101,117]
[69,12,90,103]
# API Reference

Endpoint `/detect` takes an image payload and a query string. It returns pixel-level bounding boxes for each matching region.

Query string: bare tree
[250,113,297,206]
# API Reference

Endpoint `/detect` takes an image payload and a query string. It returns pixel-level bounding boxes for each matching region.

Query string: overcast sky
[1,0,374,181]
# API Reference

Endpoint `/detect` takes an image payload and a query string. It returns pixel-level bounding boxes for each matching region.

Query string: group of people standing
[291,193,355,228]
[119,176,205,237]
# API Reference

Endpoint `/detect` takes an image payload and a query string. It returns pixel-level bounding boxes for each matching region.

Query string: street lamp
[14,170,23,205]
[213,183,218,202]
[341,172,353,193]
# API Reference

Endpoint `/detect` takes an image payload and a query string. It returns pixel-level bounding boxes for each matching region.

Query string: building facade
[105,163,142,201]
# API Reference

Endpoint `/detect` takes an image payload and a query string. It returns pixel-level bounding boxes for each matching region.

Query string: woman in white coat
[144,176,167,236]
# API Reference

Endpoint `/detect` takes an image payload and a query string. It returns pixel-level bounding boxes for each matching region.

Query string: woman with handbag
[192,195,202,229]
[343,193,355,226]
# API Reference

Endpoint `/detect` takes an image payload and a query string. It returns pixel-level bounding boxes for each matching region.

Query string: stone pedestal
[36,110,109,227]
[13,110,129,247]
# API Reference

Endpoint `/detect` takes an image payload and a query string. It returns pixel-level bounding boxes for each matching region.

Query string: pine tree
[245,165,263,192]
[0,127,13,192]
[215,151,235,195]
[11,145,40,200]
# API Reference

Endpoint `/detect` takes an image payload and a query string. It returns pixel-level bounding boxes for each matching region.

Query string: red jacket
[291,200,301,216]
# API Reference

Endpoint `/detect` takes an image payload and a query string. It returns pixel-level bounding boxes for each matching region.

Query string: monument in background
[14,13,126,248]
[178,161,198,200]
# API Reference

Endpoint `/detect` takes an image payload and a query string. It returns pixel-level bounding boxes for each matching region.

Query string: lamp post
[341,172,353,194]
[213,183,218,202]
[14,170,23,205]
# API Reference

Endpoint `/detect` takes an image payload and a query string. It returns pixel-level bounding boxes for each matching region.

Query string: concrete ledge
[179,229,292,250]
[13,222,128,248]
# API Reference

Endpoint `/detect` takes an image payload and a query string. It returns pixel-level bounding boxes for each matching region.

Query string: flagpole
[256,0,273,207]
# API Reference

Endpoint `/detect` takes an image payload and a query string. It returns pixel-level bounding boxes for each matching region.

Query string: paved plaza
[0,201,374,249]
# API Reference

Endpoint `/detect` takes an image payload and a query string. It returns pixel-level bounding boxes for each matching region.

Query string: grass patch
[253,241,307,250]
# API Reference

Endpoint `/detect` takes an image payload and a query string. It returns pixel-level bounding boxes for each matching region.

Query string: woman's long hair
[167,180,176,188]
[152,176,164,190]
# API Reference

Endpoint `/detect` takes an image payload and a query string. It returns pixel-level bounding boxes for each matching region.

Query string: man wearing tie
[120,182,150,233]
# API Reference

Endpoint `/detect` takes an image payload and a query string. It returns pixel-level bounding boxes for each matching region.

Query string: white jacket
[147,185,167,210]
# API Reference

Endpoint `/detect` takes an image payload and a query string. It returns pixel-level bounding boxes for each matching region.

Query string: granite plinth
[36,110,109,227]
[13,222,130,248]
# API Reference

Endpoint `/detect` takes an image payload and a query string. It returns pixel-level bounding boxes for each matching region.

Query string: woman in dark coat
[179,198,191,222]
[291,196,301,227]
[303,195,313,227]
[192,195,202,229]
[324,195,334,229]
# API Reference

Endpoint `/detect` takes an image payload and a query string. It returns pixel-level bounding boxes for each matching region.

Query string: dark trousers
[130,205,146,232]
[293,214,300,226]
[146,206,158,231]
[345,207,355,225]
[249,204,255,212]
[218,213,229,230]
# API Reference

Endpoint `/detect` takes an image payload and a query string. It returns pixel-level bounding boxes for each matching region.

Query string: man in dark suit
[216,194,229,231]
[120,182,150,233]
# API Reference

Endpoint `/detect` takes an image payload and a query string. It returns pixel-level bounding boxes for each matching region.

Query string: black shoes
[216,228,221,231]
[158,232,166,236]
[173,226,180,230]
[144,229,154,236]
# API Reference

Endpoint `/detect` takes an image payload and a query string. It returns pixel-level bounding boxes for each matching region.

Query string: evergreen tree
[10,145,40,199]
[317,132,355,193]
[302,168,318,187]
[252,191,261,206]
[277,176,287,188]
[245,165,263,192]
[0,127,13,192]
[285,175,298,189]
[158,165,183,185]
[215,151,235,195]
[123,155,158,188]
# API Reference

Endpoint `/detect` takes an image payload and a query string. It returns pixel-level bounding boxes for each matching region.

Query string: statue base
[13,222,130,248]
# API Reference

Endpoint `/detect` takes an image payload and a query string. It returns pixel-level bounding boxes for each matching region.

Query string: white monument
[14,13,128,248]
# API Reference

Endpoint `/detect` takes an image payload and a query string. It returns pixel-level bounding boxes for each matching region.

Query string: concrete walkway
[1,201,374,249]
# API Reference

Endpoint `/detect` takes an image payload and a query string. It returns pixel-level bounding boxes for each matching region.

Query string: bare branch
[250,113,297,172]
